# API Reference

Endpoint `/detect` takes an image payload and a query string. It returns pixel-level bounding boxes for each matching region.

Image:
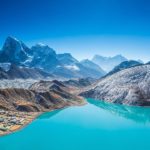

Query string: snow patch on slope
[0,63,11,71]
[64,65,80,71]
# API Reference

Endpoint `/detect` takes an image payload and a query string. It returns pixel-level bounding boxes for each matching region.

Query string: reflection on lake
[87,98,150,123]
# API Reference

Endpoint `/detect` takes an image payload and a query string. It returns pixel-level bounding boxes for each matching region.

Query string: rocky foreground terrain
[0,36,150,136]
[0,80,85,112]
[81,64,150,106]
[0,79,86,135]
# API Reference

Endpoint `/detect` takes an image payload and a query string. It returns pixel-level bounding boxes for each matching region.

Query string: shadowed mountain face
[0,37,105,79]
[81,65,150,106]
[87,98,150,123]
[0,64,52,79]
[30,44,59,72]
[0,36,31,65]
[92,54,128,72]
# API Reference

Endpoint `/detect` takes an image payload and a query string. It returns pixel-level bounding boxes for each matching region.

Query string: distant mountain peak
[6,35,18,40]
[58,53,74,58]
[80,59,106,75]
[34,43,53,50]
[57,53,79,64]
[0,36,30,64]
[92,54,128,72]
[4,36,21,48]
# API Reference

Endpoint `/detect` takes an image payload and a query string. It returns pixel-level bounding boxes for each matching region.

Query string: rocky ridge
[0,80,85,112]
[81,65,150,106]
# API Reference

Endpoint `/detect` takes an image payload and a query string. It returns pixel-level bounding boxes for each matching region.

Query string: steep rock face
[106,60,143,77]
[0,36,31,65]
[0,69,9,79]
[81,65,150,106]
[54,53,81,78]
[92,54,128,72]
[30,44,59,72]
[0,80,84,112]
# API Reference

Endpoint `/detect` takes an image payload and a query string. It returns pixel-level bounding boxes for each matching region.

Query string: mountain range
[1,36,150,137]
[92,54,143,72]
[0,36,146,82]
[0,36,107,79]
[0,36,150,111]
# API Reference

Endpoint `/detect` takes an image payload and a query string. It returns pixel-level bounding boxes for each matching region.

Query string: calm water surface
[1,98,150,150]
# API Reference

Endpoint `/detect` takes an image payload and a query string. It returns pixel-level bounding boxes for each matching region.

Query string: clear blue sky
[0,0,150,62]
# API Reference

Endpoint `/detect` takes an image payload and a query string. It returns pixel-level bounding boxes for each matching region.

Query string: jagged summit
[31,43,56,55]
[57,53,78,65]
[5,36,19,42]
[0,36,31,65]
[0,36,144,79]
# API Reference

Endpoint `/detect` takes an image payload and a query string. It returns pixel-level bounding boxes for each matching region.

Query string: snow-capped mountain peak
[0,36,31,65]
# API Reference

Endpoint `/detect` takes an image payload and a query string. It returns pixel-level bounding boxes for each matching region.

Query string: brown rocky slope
[0,80,85,112]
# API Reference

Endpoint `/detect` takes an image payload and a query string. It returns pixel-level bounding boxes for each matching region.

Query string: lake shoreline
[0,100,86,137]
[0,112,41,137]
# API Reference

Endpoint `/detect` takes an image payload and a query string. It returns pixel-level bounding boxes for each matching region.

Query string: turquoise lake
[1,98,150,150]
